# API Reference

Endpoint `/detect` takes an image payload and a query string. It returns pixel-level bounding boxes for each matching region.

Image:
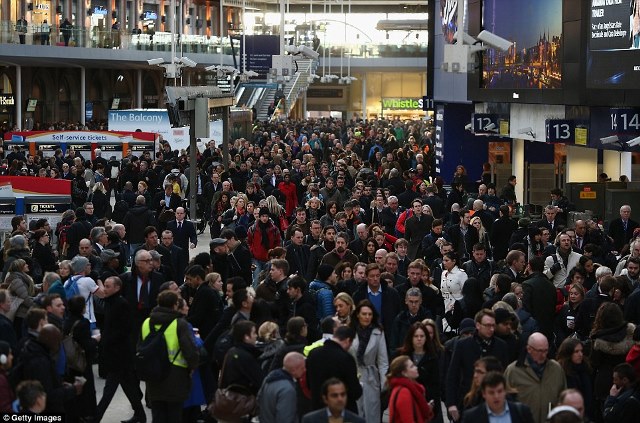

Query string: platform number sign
[545,119,575,143]
[610,108,640,135]
[472,114,499,134]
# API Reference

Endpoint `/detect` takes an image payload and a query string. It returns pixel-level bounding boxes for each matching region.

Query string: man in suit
[285,226,312,279]
[609,205,640,252]
[491,205,518,262]
[537,205,565,239]
[166,206,197,265]
[422,185,444,219]
[302,378,365,423]
[160,230,186,284]
[119,249,164,346]
[404,199,433,260]
[462,371,535,423]
[306,326,363,413]
[152,183,182,215]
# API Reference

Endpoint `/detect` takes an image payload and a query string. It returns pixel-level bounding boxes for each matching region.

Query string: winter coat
[308,279,335,320]
[143,306,199,403]
[99,292,135,374]
[247,221,282,262]
[257,368,298,423]
[504,357,566,423]
[220,342,265,395]
[388,377,434,423]
[123,205,156,244]
[7,272,34,319]
[441,266,467,312]
[349,326,389,423]
[590,322,636,400]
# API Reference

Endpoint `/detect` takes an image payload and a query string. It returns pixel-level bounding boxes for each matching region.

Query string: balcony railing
[0,21,427,58]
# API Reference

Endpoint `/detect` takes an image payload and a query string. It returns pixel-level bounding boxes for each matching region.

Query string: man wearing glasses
[505,333,566,423]
[446,309,510,422]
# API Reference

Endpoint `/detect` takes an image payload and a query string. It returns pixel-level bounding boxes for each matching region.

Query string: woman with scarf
[210,192,231,239]
[222,195,250,230]
[247,208,282,287]
[386,355,434,423]
[349,300,389,423]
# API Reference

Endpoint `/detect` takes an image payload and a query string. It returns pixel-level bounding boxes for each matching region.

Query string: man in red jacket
[247,209,282,287]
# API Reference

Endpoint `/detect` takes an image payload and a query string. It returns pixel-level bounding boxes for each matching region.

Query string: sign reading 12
[610,108,640,134]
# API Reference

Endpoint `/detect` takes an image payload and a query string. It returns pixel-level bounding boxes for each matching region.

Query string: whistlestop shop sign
[381,98,426,111]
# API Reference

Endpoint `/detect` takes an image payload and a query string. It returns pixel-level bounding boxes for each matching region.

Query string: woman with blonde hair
[334,292,355,326]
[90,182,109,219]
[257,321,284,372]
[470,216,491,257]
[4,259,34,337]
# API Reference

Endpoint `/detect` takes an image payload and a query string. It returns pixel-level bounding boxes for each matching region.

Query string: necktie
[178,221,182,230]
[576,237,582,249]
[624,220,628,231]
[138,276,149,310]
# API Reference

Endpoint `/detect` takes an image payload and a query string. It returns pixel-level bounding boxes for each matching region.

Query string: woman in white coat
[349,299,389,423]
[441,251,468,330]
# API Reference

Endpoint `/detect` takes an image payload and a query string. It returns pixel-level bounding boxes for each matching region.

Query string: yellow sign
[579,191,596,199]
[499,120,510,136]
[575,127,588,146]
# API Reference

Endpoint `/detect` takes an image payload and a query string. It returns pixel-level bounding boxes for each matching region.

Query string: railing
[0,20,427,57]
[270,59,315,122]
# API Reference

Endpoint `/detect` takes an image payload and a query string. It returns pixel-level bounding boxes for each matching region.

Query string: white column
[302,91,307,119]
[361,73,366,118]
[279,0,285,55]
[512,138,525,204]
[137,69,143,108]
[80,67,86,125]
[16,66,22,130]
[566,145,598,182]
[621,151,633,181]
[603,149,622,181]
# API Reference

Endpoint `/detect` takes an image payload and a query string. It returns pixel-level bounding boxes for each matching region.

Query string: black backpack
[212,329,233,366]
[111,200,129,223]
[136,319,181,383]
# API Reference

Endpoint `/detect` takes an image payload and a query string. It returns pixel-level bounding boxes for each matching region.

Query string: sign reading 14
[611,108,640,134]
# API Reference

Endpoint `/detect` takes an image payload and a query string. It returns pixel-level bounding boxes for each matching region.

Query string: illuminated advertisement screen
[441,0,459,45]
[588,0,640,88]
[481,0,562,89]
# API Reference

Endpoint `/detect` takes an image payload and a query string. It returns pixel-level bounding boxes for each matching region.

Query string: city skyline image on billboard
[482,0,562,89]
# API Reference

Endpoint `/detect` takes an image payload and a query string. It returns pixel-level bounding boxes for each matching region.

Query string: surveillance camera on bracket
[518,127,536,138]
[627,136,640,147]
[297,45,319,60]
[464,123,473,131]
[147,58,164,66]
[180,57,197,68]
[600,135,620,145]
[477,30,513,51]
[484,123,497,132]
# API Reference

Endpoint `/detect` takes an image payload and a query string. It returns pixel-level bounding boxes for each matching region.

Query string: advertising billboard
[588,0,640,88]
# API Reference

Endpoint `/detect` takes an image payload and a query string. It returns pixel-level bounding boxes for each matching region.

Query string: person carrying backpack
[137,290,199,423]
[308,264,337,320]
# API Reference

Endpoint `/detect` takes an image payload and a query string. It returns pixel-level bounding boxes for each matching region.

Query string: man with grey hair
[390,287,429,351]
[66,255,105,329]
[609,204,640,252]
[349,223,369,256]
[381,195,405,234]
[122,195,156,261]
[90,226,108,256]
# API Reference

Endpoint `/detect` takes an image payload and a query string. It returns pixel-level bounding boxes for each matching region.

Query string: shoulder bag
[208,349,257,422]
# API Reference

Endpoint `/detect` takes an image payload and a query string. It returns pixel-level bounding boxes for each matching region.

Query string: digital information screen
[481,0,562,89]
[588,0,640,87]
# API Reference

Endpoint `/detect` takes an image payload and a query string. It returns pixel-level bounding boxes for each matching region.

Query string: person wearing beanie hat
[247,209,282,287]
[308,264,337,320]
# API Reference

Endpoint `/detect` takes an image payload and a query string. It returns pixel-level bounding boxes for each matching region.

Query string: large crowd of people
[0,117,638,423]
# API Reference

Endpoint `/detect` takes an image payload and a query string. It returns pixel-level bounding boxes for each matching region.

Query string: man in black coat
[423,185,445,219]
[221,228,253,286]
[166,206,197,265]
[306,326,363,413]
[184,265,223,340]
[122,195,157,259]
[461,372,534,423]
[522,257,557,342]
[608,205,640,253]
[381,196,404,235]
[285,226,312,280]
[536,205,566,239]
[119,249,164,346]
[66,208,93,259]
[160,229,187,284]
[490,205,518,261]
[287,276,320,341]
[152,183,182,215]
[405,199,433,260]
[397,180,419,209]
[96,276,145,422]
[446,309,510,422]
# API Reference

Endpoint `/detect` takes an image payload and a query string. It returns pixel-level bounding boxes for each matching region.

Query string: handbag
[279,213,290,232]
[208,350,256,422]
[62,320,87,373]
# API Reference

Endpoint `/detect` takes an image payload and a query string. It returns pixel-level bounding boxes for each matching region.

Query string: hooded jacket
[257,368,298,423]
[591,322,636,400]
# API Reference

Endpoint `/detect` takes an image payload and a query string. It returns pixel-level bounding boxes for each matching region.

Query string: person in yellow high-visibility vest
[140,290,199,423]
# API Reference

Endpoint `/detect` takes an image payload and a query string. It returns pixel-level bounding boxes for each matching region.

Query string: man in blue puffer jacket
[308,264,337,320]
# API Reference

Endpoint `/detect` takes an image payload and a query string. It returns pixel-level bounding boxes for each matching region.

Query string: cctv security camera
[453,31,478,46]
[180,57,197,68]
[518,127,533,135]
[204,65,218,72]
[600,135,619,145]
[484,123,497,131]
[239,73,249,83]
[477,30,513,51]
[627,136,640,147]
[147,58,165,66]
[298,45,320,60]
[464,123,473,131]
[245,70,259,77]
